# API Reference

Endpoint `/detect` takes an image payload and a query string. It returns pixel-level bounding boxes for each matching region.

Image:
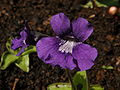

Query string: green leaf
[98,0,120,7]
[81,1,93,8]
[0,51,19,70]
[73,71,88,90]
[47,83,72,90]
[21,45,36,56]
[102,65,114,69]
[90,85,104,90]
[81,0,107,8]
[15,46,36,72]
[0,51,7,67]
[6,37,15,54]
[95,0,108,7]
[15,54,29,72]
[6,37,19,54]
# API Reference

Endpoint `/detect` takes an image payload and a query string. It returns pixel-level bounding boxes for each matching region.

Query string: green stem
[66,69,77,90]
[86,71,89,90]
[37,32,49,37]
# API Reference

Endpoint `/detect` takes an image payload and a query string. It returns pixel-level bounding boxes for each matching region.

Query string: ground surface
[0,0,120,90]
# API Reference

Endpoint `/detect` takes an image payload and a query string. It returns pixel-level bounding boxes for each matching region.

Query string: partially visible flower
[11,21,35,56]
[36,13,98,71]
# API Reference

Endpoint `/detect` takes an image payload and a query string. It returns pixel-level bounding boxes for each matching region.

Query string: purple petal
[16,44,28,56]
[72,18,93,42]
[46,52,76,70]
[36,37,76,70]
[11,38,24,50]
[36,37,60,60]
[64,54,76,70]
[20,30,28,40]
[50,13,71,36]
[72,43,98,71]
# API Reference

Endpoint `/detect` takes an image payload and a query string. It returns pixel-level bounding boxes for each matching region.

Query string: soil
[0,0,120,90]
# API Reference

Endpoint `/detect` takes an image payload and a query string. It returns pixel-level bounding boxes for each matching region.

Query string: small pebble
[108,6,118,15]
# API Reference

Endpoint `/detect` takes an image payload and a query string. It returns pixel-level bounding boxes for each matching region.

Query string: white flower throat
[59,40,79,54]
[23,40,26,44]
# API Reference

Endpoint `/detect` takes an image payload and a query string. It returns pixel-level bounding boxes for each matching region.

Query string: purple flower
[36,13,98,71]
[11,22,35,56]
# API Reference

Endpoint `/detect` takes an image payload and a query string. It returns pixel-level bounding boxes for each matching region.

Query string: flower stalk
[66,69,77,90]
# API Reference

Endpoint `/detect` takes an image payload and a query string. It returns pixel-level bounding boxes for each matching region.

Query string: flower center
[59,40,80,54]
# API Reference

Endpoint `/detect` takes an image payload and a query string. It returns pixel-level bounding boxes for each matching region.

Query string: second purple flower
[36,13,98,71]
[11,21,35,56]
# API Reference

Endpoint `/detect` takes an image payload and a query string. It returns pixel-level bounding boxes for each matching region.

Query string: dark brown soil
[0,0,120,90]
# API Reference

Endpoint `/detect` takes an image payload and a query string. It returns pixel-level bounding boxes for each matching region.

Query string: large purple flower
[36,13,98,71]
[11,22,35,56]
